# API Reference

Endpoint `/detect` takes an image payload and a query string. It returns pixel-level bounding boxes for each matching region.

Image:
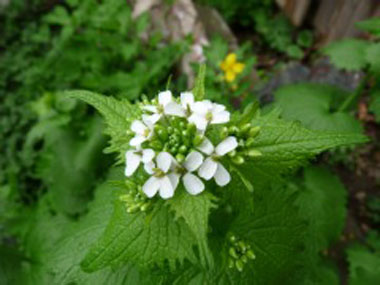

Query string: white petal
[144,161,155,174]
[125,151,141,176]
[183,173,205,195]
[164,102,185,117]
[159,176,175,199]
[215,136,238,156]
[197,138,214,155]
[143,176,160,198]
[211,110,230,124]
[198,157,218,180]
[188,113,208,130]
[142,105,158,113]
[168,173,180,190]
[180,92,194,108]
[131,120,146,135]
[142,113,160,126]
[142,149,155,163]
[130,135,146,147]
[184,151,203,172]
[157,152,173,172]
[158,90,172,106]
[212,103,226,113]
[214,163,231,186]
[192,101,209,115]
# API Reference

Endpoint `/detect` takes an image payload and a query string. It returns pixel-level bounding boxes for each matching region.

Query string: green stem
[338,75,368,112]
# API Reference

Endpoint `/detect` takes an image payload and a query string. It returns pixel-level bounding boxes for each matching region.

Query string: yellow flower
[220,53,245,83]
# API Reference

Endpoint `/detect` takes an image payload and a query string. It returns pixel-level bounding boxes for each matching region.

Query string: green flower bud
[170,146,178,154]
[228,258,235,269]
[238,241,246,252]
[246,138,255,147]
[246,250,256,260]
[157,129,168,141]
[247,149,262,158]
[235,260,244,272]
[167,126,174,134]
[193,135,203,146]
[232,156,245,165]
[229,235,236,243]
[229,247,239,259]
[229,126,239,134]
[140,203,150,212]
[178,145,187,154]
[149,140,163,150]
[249,126,261,138]
[187,123,196,133]
[221,127,229,138]
[228,150,237,157]
[240,123,251,136]
[241,255,248,263]
[176,153,185,163]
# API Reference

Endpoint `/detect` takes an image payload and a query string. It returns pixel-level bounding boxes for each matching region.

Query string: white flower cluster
[125,91,238,199]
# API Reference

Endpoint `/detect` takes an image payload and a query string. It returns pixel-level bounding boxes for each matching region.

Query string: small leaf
[193,64,206,101]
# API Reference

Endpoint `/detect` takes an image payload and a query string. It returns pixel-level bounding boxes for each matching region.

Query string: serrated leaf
[66,90,141,161]
[274,83,363,133]
[226,184,307,284]
[248,112,368,177]
[366,43,380,74]
[168,190,216,268]
[81,199,198,272]
[323,39,370,71]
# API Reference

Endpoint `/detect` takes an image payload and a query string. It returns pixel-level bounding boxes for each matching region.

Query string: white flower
[188,100,230,130]
[182,151,205,195]
[198,136,238,186]
[143,152,179,199]
[125,148,155,177]
[129,115,155,147]
[143,90,184,122]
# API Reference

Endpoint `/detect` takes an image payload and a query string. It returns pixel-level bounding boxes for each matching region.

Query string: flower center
[153,168,165,178]
[205,111,213,122]
[157,104,164,114]
[143,129,150,137]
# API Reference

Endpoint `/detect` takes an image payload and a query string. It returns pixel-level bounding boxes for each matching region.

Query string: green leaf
[81,198,198,272]
[248,111,368,177]
[295,167,347,252]
[37,116,107,215]
[356,17,380,36]
[274,83,363,132]
[366,43,380,74]
[168,190,216,268]
[67,90,140,161]
[347,244,380,285]
[323,39,370,71]
[226,184,307,284]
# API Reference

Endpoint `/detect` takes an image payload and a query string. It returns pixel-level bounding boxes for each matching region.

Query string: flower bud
[240,123,251,136]
[178,145,187,154]
[246,250,256,260]
[229,247,239,259]
[249,126,260,138]
[232,156,245,165]
[241,255,248,263]
[193,135,203,146]
[235,260,244,272]
[247,149,262,158]
[176,153,185,163]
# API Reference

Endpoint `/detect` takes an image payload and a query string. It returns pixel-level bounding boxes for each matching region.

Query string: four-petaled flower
[143,152,179,199]
[130,115,155,147]
[125,148,155,177]
[189,100,230,130]
[220,53,245,83]
[198,136,238,186]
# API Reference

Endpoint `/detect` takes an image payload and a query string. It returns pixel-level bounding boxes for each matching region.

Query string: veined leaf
[168,190,216,269]
[67,90,141,162]
[81,199,198,272]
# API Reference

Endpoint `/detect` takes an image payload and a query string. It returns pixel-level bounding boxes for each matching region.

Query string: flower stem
[338,75,368,112]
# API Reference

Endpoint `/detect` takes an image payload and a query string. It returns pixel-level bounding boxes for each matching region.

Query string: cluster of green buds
[221,123,261,165]
[147,118,202,163]
[119,184,151,213]
[227,234,256,272]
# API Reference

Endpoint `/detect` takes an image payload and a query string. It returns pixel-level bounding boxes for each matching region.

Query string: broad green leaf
[168,190,216,268]
[347,244,380,285]
[225,184,307,284]
[248,111,368,177]
[81,198,198,272]
[274,83,363,133]
[356,17,380,36]
[323,39,370,71]
[67,90,141,161]
[37,116,107,215]
[296,166,347,252]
